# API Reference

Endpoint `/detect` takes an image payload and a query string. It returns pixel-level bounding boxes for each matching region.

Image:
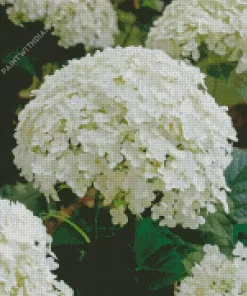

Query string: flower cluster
[0,0,118,50]
[110,205,128,226]
[178,243,247,295]
[13,47,236,228]
[146,0,247,73]
[45,0,119,49]
[0,200,73,295]
[0,0,46,24]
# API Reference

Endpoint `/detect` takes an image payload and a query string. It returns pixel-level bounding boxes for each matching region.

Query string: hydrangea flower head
[0,0,46,24]
[45,0,119,49]
[0,199,73,295]
[146,0,247,73]
[0,0,118,50]
[13,46,236,228]
[177,242,247,295]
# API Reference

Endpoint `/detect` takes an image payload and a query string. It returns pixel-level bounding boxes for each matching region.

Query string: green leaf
[225,149,247,184]
[0,182,47,216]
[124,25,146,46]
[134,218,193,290]
[238,85,247,101]
[233,224,247,246]
[52,220,90,246]
[207,64,222,79]
[2,46,37,76]
[229,189,247,224]
[52,210,92,246]
[199,60,244,105]
[206,63,237,85]
[225,149,247,223]
[141,0,164,12]
[148,260,184,291]
[116,10,136,24]
[234,166,247,184]
[183,244,204,275]
[199,208,234,256]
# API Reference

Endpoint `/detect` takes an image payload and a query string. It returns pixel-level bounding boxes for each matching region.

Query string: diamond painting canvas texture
[1,1,247,295]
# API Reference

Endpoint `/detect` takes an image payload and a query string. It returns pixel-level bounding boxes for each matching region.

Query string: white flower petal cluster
[46,0,119,50]
[0,0,118,50]
[0,0,46,24]
[178,242,247,295]
[146,0,247,73]
[110,205,128,225]
[13,47,236,229]
[0,200,73,295]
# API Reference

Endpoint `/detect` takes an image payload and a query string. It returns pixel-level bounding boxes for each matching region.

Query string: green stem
[47,213,91,244]
[213,77,218,97]
[93,191,100,241]
[121,22,136,47]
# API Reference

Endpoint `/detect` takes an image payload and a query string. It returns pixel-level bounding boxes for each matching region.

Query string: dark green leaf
[52,221,88,246]
[134,218,193,290]
[199,208,233,256]
[0,182,47,216]
[234,166,247,184]
[141,0,164,12]
[233,224,247,246]
[225,149,247,182]
[52,210,91,246]
[207,62,237,82]
[2,47,37,76]
[225,148,247,223]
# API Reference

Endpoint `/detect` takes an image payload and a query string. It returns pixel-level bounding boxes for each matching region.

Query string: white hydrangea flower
[177,243,247,295]
[0,199,73,295]
[0,0,46,24]
[146,0,247,73]
[45,0,119,50]
[110,205,128,225]
[0,0,118,49]
[13,46,237,228]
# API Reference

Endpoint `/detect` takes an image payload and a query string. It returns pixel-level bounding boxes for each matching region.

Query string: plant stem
[121,22,136,47]
[47,213,90,243]
[174,282,178,296]
[213,77,218,97]
[93,191,100,241]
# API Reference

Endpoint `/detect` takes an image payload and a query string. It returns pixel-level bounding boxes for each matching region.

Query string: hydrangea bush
[2,1,247,294]
[146,0,247,73]
[0,0,119,49]
[13,46,237,228]
[178,242,247,295]
[0,199,73,295]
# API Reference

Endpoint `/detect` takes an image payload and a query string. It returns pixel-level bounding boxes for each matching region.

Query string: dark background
[0,5,86,187]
